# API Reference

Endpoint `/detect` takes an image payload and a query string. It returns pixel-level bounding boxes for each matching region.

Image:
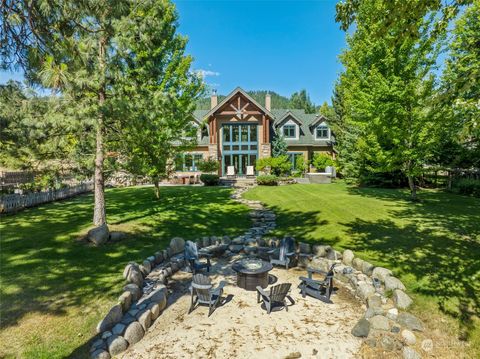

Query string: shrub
[197,158,219,173]
[256,175,278,186]
[256,156,292,176]
[453,178,480,197]
[311,153,334,172]
[200,174,219,186]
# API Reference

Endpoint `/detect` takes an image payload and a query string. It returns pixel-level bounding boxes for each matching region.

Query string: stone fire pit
[232,258,273,291]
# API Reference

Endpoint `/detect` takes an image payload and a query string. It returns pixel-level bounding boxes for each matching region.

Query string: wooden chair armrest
[256,286,269,298]
[211,281,226,295]
[307,267,327,276]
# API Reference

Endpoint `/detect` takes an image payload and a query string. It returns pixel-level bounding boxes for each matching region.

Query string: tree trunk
[93,37,107,226]
[154,179,160,199]
[408,175,417,201]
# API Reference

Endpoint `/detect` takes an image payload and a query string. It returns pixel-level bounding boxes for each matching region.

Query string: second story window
[316,125,329,139]
[283,124,296,138]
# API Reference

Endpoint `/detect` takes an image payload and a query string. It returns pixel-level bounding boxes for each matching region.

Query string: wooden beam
[265,118,270,143]
[219,111,263,115]
[262,115,266,143]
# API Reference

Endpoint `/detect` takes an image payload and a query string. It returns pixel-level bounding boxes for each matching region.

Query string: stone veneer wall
[90,184,426,359]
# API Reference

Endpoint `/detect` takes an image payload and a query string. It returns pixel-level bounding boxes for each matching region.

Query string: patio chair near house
[268,236,296,270]
[185,240,211,275]
[189,273,226,316]
[298,263,336,303]
[256,283,293,314]
[226,166,236,178]
[246,165,255,178]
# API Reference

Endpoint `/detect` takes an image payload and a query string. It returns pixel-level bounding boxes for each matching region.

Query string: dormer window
[315,125,330,139]
[283,124,296,138]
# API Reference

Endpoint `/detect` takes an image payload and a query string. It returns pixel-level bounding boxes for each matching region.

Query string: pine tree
[271,130,288,158]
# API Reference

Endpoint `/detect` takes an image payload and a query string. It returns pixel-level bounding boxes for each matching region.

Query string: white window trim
[314,122,331,140]
[281,119,299,140]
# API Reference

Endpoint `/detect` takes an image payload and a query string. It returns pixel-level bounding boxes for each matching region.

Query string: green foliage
[255,156,292,176]
[199,174,220,186]
[256,175,278,186]
[290,89,316,113]
[452,179,480,197]
[197,158,219,173]
[271,131,288,158]
[294,155,308,175]
[311,153,334,172]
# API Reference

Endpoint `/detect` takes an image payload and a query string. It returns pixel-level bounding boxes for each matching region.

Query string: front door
[222,124,258,176]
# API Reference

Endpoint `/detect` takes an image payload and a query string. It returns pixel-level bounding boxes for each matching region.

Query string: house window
[287,152,303,170]
[283,125,296,138]
[316,126,329,139]
[175,153,203,171]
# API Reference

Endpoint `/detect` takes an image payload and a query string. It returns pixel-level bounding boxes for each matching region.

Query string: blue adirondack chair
[185,240,211,275]
[269,236,297,270]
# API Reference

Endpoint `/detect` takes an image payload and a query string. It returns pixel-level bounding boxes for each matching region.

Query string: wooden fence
[0,182,94,214]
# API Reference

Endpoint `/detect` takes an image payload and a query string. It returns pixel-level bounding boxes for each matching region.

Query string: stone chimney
[210,89,218,109]
[265,92,271,111]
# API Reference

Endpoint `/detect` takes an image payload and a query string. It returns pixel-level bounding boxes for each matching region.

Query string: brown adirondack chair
[256,283,293,314]
[188,274,226,317]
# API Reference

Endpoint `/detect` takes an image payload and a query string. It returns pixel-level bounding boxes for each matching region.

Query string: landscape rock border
[90,184,426,359]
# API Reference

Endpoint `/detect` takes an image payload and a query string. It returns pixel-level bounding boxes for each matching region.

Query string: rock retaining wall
[91,185,426,359]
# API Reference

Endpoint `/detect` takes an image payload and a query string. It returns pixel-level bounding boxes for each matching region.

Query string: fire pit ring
[232,258,273,291]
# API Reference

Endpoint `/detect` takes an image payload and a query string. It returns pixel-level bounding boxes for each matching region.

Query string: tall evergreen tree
[336,0,441,199]
[290,89,316,113]
[271,130,288,158]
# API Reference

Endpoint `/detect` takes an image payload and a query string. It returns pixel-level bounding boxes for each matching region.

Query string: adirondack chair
[268,236,296,270]
[256,283,293,314]
[184,240,211,275]
[298,263,337,303]
[189,274,226,316]
[246,165,255,178]
[226,166,235,178]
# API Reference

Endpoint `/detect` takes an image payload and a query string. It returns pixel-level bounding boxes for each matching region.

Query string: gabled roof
[274,110,304,127]
[309,114,330,129]
[202,87,274,120]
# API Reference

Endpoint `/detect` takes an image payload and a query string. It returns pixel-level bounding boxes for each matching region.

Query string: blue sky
[0,0,346,105]
[175,0,345,104]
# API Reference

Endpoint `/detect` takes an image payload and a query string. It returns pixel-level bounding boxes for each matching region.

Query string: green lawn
[0,186,250,358]
[244,182,480,354]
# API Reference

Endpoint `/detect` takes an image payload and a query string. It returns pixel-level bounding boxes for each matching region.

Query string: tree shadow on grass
[0,186,251,338]
[341,186,480,340]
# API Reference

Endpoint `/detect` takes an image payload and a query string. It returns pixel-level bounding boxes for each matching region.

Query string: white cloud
[195,69,220,78]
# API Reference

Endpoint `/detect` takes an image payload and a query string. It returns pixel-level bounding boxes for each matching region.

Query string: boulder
[352,257,365,271]
[201,236,211,248]
[96,304,123,333]
[170,237,185,254]
[393,289,413,310]
[90,338,106,352]
[325,248,341,260]
[364,306,384,319]
[367,294,382,309]
[386,308,399,321]
[88,224,110,246]
[342,249,354,266]
[123,284,142,301]
[112,323,126,336]
[298,242,311,254]
[369,315,390,331]
[109,231,127,241]
[91,349,111,359]
[397,312,424,332]
[210,236,219,245]
[125,265,143,287]
[147,256,156,266]
[356,282,375,301]
[361,261,375,276]
[118,291,132,312]
[312,244,331,257]
[309,257,333,272]
[297,254,312,268]
[232,237,244,245]
[154,251,164,264]
[403,347,421,359]
[385,276,406,291]
[161,249,169,260]
[138,285,167,306]
[401,329,416,345]
[148,302,160,320]
[221,236,231,245]
[124,321,145,345]
[120,313,136,326]
[136,309,152,331]
[372,267,392,283]
[379,335,402,351]
[228,244,244,253]
[351,318,370,337]
[140,260,151,276]
[107,335,128,356]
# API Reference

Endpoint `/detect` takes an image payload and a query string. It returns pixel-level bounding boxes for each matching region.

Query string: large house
[175,87,336,177]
